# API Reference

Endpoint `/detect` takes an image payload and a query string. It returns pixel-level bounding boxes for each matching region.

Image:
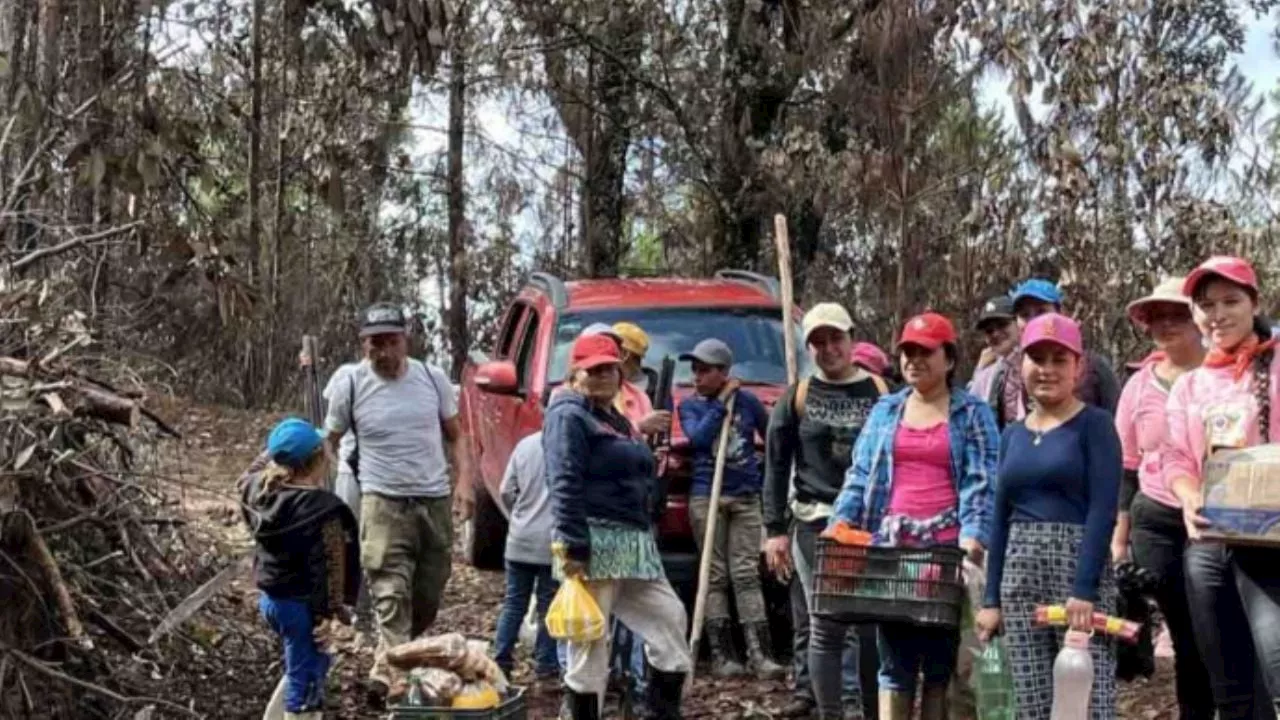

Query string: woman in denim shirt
[815,313,997,720]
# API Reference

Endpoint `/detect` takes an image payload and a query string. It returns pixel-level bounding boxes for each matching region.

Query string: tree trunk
[445,5,469,380]
[247,0,264,287]
[580,13,636,279]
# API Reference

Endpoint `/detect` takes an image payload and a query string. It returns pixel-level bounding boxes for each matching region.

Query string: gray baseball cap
[578,322,623,344]
[680,338,734,367]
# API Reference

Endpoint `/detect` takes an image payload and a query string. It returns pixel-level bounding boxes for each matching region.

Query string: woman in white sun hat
[1111,277,1213,720]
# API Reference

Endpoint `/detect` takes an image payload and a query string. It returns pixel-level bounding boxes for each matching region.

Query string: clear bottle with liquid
[1050,629,1094,720]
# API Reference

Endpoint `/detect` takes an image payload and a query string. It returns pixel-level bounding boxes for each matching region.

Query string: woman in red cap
[1164,256,1280,719]
[1110,278,1213,720]
[976,313,1122,720]
[544,334,692,720]
[821,312,998,720]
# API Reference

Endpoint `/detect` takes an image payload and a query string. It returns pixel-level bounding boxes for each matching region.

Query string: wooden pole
[774,214,797,387]
[686,393,737,685]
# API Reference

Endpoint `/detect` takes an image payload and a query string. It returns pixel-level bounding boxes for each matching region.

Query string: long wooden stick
[774,214,797,387]
[686,393,737,684]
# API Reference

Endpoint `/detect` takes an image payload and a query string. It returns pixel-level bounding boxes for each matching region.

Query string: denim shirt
[830,387,999,545]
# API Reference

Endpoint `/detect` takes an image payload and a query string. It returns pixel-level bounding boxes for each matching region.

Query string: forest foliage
[3,0,1280,403]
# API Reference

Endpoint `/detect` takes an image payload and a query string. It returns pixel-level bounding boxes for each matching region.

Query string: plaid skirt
[1001,522,1117,720]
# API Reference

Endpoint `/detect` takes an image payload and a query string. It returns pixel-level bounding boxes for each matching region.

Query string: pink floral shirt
[1163,353,1280,488]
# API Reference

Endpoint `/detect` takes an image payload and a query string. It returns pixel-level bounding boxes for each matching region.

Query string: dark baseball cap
[680,338,734,367]
[360,303,408,337]
[976,296,1015,329]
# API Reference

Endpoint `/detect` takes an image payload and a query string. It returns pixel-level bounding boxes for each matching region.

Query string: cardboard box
[1201,444,1280,546]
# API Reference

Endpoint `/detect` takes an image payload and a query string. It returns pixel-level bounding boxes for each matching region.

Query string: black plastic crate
[811,539,965,628]
[386,686,527,720]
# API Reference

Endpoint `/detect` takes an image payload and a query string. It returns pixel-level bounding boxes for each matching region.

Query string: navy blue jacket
[544,391,657,563]
[678,389,769,497]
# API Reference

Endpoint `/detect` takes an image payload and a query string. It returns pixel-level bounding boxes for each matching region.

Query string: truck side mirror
[475,360,521,396]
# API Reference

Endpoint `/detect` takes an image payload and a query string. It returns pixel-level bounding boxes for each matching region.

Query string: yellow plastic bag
[545,576,605,642]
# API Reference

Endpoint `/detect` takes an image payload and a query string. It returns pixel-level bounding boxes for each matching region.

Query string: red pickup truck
[458,270,807,597]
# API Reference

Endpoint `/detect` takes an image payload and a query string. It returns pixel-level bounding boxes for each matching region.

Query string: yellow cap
[612,322,650,357]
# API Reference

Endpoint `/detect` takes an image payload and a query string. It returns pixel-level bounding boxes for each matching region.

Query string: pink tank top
[888,422,958,542]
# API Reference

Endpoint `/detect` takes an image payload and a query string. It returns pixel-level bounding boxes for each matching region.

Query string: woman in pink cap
[1111,278,1212,720]
[1164,256,1280,719]
[826,313,998,720]
[975,313,1122,720]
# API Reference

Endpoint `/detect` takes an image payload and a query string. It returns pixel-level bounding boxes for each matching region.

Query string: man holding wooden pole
[680,339,784,680]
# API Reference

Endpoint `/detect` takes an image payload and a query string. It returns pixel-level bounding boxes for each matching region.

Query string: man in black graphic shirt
[764,303,888,719]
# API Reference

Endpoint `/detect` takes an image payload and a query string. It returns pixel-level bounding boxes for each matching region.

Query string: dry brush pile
[0,273,272,719]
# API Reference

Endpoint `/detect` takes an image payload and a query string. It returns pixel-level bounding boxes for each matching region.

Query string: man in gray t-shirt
[323,302,472,699]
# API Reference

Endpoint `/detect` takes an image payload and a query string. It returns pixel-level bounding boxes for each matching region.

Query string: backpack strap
[346,371,360,481]
[869,373,889,395]
[794,372,888,418]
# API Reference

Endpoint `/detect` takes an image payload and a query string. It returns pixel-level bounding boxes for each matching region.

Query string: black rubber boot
[744,622,787,680]
[646,669,686,720]
[567,690,599,720]
[706,619,746,678]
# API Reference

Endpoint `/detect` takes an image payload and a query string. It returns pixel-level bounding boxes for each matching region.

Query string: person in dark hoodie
[545,334,692,720]
[677,338,784,680]
[239,418,360,720]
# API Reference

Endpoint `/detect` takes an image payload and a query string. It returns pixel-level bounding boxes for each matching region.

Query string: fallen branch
[6,511,92,650]
[8,221,143,272]
[147,555,250,646]
[0,641,200,718]
[73,386,140,428]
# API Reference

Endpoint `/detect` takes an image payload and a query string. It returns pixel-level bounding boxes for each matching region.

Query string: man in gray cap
[676,339,784,680]
[324,302,471,703]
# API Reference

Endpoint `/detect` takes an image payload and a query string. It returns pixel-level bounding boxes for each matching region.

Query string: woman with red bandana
[1165,256,1280,719]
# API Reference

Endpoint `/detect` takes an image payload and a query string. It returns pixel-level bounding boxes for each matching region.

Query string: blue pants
[260,595,330,713]
[494,560,561,676]
[876,622,959,694]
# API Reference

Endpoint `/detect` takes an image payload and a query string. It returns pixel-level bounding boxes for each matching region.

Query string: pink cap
[851,342,890,375]
[1021,313,1083,356]
[1183,256,1258,297]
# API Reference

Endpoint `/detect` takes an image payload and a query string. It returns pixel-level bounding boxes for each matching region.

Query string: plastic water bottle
[972,638,1015,720]
[1050,630,1094,720]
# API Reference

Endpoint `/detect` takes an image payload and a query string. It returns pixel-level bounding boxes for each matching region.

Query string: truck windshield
[547,307,813,384]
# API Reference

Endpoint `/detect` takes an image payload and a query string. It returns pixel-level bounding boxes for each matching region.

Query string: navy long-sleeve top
[677,389,769,497]
[984,405,1122,607]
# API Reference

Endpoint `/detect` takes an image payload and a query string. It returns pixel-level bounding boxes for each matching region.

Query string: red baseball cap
[571,334,621,370]
[897,312,958,351]
[1183,256,1258,297]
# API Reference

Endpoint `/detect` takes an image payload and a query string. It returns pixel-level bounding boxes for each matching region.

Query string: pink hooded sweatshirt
[1163,353,1280,489]
[1115,358,1180,508]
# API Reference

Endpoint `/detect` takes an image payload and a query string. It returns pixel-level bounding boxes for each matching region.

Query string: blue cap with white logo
[266,417,325,469]
[1010,279,1063,307]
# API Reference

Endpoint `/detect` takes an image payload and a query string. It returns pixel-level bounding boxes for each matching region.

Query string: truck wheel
[464,486,506,570]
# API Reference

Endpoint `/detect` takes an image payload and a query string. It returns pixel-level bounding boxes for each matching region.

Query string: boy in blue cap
[993,278,1120,427]
[240,418,360,720]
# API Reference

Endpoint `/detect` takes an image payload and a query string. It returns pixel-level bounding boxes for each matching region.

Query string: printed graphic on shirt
[1204,401,1251,451]
[724,413,752,470]
[803,393,877,467]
